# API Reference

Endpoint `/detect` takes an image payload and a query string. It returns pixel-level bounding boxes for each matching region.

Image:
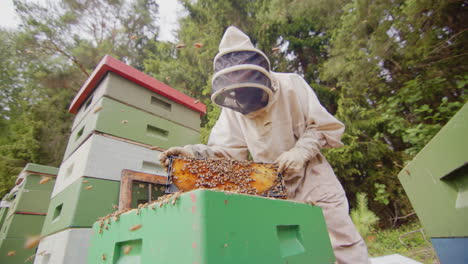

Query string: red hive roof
[68,55,206,115]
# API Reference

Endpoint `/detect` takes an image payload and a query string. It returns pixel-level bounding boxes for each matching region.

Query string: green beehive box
[41,177,120,236]
[6,164,57,215]
[398,103,468,238]
[42,177,167,236]
[0,213,45,239]
[15,163,58,187]
[0,238,36,263]
[72,72,201,132]
[0,206,9,230]
[22,163,59,176]
[16,174,56,193]
[64,96,200,159]
[7,188,53,215]
[88,189,335,264]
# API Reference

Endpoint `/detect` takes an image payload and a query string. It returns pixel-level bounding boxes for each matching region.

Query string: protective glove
[159,144,216,167]
[275,147,315,176]
[159,146,195,167]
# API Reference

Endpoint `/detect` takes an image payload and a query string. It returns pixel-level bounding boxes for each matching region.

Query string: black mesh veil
[212,50,273,115]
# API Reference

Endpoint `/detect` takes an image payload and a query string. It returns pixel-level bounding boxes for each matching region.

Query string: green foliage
[320,0,467,222]
[367,222,438,263]
[0,42,76,197]
[351,193,379,238]
[373,183,390,205]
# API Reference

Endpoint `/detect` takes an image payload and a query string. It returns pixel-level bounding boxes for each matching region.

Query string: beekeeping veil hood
[211,26,275,115]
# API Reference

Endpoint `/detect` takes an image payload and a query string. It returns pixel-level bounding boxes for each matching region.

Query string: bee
[93,106,103,114]
[102,254,107,260]
[39,177,52,185]
[129,224,142,231]
[84,186,93,190]
[24,235,41,249]
[123,245,133,255]
[25,254,35,262]
[171,192,181,205]
[7,251,15,256]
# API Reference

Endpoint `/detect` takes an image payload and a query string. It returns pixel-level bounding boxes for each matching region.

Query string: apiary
[34,55,205,264]
[88,189,335,264]
[398,103,468,264]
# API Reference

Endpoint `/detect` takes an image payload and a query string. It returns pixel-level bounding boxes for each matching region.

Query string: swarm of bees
[170,157,287,197]
[182,158,258,194]
[96,191,182,235]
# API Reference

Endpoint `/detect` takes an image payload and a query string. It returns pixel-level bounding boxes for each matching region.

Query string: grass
[366,221,439,264]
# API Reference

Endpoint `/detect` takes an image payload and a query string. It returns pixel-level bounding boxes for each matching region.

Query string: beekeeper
[160,26,370,264]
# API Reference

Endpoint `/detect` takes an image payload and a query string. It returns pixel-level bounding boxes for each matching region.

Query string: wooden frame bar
[119,169,167,210]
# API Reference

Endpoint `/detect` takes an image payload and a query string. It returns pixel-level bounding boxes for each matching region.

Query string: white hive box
[370,254,422,264]
[52,133,166,198]
[33,228,93,264]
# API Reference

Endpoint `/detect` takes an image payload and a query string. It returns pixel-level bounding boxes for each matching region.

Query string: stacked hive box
[88,189,336,264]
[0,197,11,231]
[0,163,58,264]
[398,103,468,264]
[34,55,206,264]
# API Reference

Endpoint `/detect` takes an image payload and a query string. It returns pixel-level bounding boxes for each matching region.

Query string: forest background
[0,0,466,234]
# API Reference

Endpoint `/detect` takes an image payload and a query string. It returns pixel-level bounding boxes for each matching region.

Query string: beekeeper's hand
[159,146,194,167]
[275,148,312,176]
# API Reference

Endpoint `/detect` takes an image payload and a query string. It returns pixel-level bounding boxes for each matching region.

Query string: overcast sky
[0,0,183,42]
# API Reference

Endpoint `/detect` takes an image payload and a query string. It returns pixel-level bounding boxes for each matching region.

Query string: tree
[14,0,159,74]
[321,0,467,223]
[0,0,161,197]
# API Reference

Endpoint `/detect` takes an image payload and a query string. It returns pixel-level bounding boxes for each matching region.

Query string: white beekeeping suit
[160,26,370,264]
